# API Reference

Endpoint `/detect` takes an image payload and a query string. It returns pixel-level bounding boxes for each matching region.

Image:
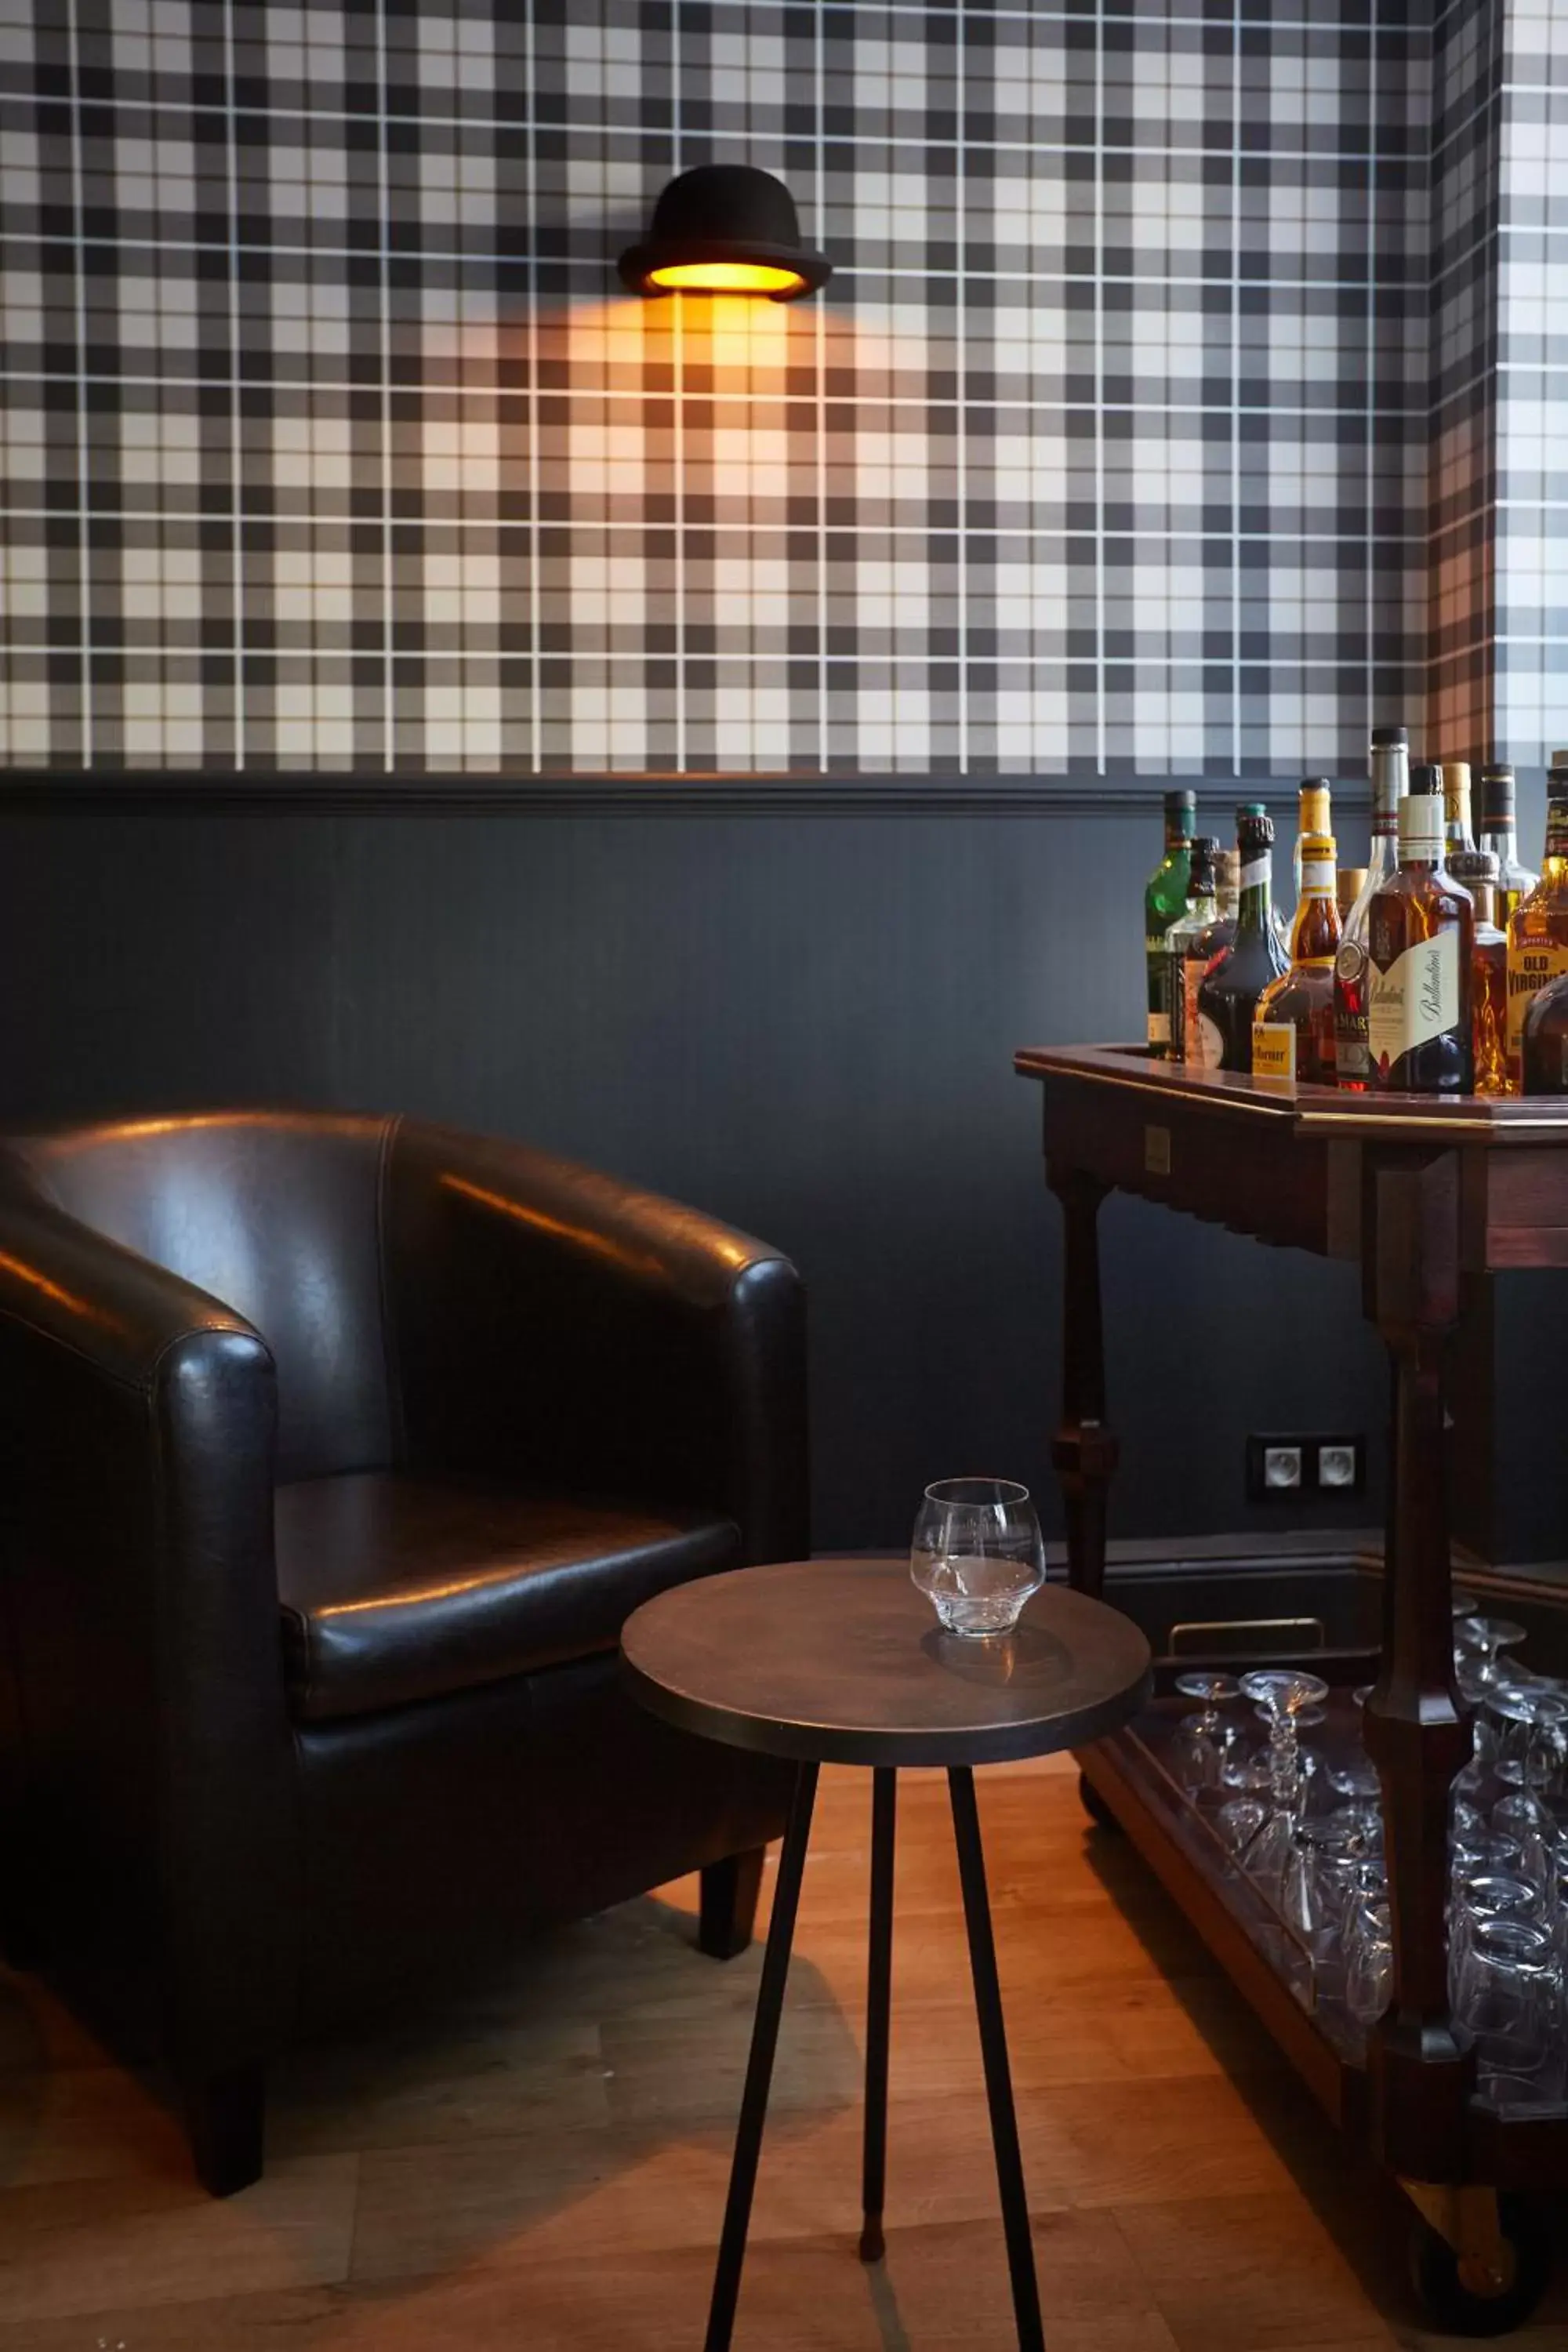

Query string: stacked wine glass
[1162,1608,1568,2111]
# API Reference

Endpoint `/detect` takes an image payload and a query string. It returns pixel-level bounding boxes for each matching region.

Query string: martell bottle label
[1367,933,1461,1070]
[1506,945,1568,1065]
[1334,938,1370,1076]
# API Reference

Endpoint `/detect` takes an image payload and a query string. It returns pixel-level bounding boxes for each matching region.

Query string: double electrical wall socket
[1245,1431,1367,1503]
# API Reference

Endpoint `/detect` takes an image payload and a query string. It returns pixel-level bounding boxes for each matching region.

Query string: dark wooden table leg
[1358,1149,1475,2183]
[705,1761,818,2352]
[1046,1160,1118,1599]
[860,1766,896,2263]
[949,1766,1044,2352]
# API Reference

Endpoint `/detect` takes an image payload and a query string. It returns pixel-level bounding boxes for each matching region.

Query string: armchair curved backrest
[0,1112,395,1482]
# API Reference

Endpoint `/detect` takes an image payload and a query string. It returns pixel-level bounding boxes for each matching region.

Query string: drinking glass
[1345,1898,1393,2027]
[1454,1616,1528,1704]
[1490,1686,1568,1794]
[1453,1916,1564,2107]
[1236,1670,1329,1894]
[909,1478,1044,1638]
[1169,1673,1240,1793]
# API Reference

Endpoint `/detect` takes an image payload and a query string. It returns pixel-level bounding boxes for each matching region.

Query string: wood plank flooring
[1,1755,1566,2349]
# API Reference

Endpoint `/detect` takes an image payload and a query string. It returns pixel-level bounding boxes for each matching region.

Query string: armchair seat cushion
[275,1473,739,1722]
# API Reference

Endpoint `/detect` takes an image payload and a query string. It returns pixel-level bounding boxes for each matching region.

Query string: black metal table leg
[949,1765,1045,2352]
[859,1766,897,2263]
[704,1759,819,2352]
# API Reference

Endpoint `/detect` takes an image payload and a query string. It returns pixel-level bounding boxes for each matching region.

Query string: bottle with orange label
[1505,753,1568,1090]
[1252,823,1341,1083]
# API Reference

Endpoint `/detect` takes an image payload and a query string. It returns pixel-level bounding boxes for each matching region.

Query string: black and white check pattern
[0,2,1443,775]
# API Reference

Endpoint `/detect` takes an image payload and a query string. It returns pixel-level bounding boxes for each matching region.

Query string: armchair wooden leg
[184,2062,267,2197]
[699,1846,768,1960]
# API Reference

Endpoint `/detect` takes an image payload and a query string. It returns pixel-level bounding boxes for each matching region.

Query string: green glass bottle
[1145,789,1196,1058]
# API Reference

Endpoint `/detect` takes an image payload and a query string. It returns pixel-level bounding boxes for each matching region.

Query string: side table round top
[620,1557,1152,1767]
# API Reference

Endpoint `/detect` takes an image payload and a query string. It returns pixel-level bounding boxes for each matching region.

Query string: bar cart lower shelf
[1014,1044,1568,2336]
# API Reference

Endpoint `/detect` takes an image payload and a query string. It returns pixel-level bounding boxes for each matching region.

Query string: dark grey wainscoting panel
[0,799,1390,1549]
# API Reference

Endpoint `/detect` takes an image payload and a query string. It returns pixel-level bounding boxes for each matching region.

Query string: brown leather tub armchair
[0,1112,806,2193]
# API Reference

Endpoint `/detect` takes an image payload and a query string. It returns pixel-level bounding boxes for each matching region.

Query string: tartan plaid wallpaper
[0,1,1465,778]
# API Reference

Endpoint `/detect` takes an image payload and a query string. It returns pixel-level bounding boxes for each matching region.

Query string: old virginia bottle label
[1506,945,1568,1065]
[1368,933,1460,1069]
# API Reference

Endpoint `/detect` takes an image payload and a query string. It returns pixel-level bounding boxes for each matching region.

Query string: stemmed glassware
[1234,1670,1330,1896]
[1169,1672,1240,1793]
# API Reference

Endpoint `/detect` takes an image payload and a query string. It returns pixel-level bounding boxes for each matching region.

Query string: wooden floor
[2,1756,1566,2350]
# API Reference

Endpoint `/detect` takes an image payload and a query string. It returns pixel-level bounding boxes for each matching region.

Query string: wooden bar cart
[1015,1044,1568,2336]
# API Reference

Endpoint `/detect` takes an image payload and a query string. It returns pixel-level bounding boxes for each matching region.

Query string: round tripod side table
[621,1555,1152,2351]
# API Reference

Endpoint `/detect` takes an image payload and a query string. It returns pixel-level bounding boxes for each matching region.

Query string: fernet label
[1506,943,1568,1063]
[1367,932,1460,1070]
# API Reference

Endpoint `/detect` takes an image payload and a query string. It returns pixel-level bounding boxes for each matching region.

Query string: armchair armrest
[383,1120,810,1563]
[0,1185,296,2080]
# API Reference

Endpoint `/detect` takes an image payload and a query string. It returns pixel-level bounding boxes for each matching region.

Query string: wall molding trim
[0,771,1372,818]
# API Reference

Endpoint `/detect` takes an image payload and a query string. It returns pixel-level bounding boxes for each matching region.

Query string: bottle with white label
[1253,825,1341,1083]
[1504,755,1568,1091]
[1194,805,1288,1073]
[1367,764,1474,1094]
[1334,724,1409,1089]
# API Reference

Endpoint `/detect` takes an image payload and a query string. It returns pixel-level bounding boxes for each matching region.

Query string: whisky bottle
[1334,724,1409,1088]
[1522,969,1568,1092]
[1336,866,1367,926]
[1367,764,1474,1094]
[1253,829,1341,1083]
[1505,755,1568,1088]
[1195,807,1288,1073]
[1145,789,1196,1058]
[1179,849,1240,1064]
[1443,761,1475,856]
[1477,763,1538,922]
[1165,836,1220,1065]
[1450,847,1509,1095]
[1290,778,1332,917]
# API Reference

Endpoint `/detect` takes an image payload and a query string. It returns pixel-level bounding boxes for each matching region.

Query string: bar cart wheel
[1406,2191,1552,2337]
[1077,1769,1122,1834]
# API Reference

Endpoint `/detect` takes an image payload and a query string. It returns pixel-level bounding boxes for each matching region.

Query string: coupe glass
[910,1478,1044,1638]
[1169,1673,1240,1793]
[1490,1686,1568,1793]
[1454,1615,1528,1704]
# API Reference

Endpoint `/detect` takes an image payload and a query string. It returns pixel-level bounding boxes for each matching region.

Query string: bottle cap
[1188,837,1219,892]
[1236,807,1274,844]
[1371,724,1409,748]
[1398,789,1443,858]
[1409,761,1443,795]
[1449,847,1500,886]
[1298,779,1331,833]
[1336,866,1368,918]
[1479,762,1516,822]
[1164,787,1196,815]
[1236,800,1269,822]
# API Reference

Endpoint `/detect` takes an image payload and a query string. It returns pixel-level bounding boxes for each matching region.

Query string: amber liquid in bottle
[1335,726,1408,1089]
[1523,970,1568,1092]
[1367,768,1474,1094]
[1505,761,1568,1091]
[1254,828,1340,1082]
[1450,848,1510,1096]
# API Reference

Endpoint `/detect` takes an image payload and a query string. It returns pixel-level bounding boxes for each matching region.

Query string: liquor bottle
[1442,760,1475,856]
[1505,753,1568,1089]
[1253,829,1341,1082]
[1477,763,1538,922]
[1195,807,1288,1073]
[1179,850,1240,1065]
[1334,724,1409,1088]
[1290,778,1332,916]
[1450,846,1509,1095]
[1336,866,1367,925]
[1367,764,1474,1094]
[1522,969,1568,1092]
[1145,789,1196,1058]
[1165,836,1220,1065]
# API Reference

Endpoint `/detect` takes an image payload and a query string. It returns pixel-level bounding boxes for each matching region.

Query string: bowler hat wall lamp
[618,164,831,301]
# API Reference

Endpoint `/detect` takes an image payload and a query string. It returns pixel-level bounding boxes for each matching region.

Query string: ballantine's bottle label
[1506,945,1568,1064]
[1367,933,1460,1071]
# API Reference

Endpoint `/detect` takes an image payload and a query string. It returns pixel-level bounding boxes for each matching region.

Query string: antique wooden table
[1015,1044,1568,2328]
[622,1555,1151,2352]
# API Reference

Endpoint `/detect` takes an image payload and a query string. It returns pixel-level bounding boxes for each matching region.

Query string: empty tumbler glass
[909,1478,1045,1638]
